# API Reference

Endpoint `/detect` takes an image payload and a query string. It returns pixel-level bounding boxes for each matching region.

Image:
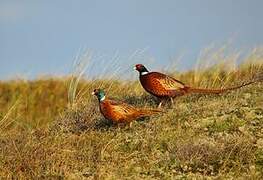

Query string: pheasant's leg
[170,97,174,108]
[129,122,133,128]
[158,100,164,108]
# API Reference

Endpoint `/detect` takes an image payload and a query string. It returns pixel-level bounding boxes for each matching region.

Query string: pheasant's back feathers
[139,72,187,98]
[99,99,162,124]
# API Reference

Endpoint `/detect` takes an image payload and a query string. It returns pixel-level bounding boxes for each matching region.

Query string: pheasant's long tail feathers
[186,80,257,94]
[138,108,164,117]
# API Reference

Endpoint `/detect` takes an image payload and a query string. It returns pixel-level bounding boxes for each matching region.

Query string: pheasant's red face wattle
[134,64,148,73]
[134,64,141,71]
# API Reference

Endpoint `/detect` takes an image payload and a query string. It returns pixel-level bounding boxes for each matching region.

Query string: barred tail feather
[187,87,224,94]
[138,108,163,117]
[187,81,257,94]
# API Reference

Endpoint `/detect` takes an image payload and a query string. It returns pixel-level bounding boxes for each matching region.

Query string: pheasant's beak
[133,66,137,70]
[91,92,95,95]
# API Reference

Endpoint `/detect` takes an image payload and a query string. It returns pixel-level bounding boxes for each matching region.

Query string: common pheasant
[134,64,261,108]
[92,89,162,125]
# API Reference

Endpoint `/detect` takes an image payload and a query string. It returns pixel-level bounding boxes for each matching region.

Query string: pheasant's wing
[156,75,185,90]
[109,100,137,116]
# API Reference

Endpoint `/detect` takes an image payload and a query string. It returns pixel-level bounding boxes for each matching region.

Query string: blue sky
[1,0,263,79]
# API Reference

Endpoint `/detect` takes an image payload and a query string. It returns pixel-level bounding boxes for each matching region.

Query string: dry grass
[0,47,263,179]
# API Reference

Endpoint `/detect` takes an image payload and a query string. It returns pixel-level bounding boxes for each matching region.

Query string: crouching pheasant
[134,64,262,108]
[92,89,162,125]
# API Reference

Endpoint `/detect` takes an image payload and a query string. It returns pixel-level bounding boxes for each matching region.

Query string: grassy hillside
[0,51,263,179]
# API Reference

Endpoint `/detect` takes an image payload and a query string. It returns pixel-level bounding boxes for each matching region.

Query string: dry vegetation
[0,47,263,179]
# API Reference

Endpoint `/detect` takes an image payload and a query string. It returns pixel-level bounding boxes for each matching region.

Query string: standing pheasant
[134,64,261,108]
[92,89,162,125]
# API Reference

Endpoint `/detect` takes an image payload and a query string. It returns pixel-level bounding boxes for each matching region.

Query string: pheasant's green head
[92,89,106,101]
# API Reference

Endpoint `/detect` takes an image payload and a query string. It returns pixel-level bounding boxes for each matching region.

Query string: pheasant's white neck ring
[100,95,106,101]
[141,72,149,75]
